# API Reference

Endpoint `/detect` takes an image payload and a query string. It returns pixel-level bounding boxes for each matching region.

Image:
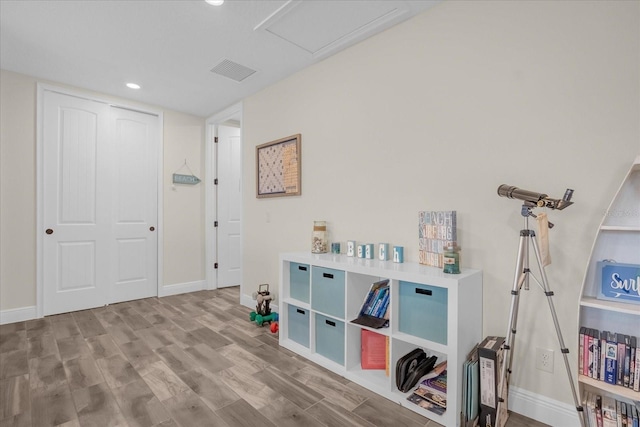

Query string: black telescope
[497,185,574,210]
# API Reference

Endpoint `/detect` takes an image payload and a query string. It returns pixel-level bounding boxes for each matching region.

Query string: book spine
[366,288,381,315]
[594,330,601,379]
[617,333,626,386]
[596,394,603,427]
[600,331,608,382]
[630,336,636,389]
[580,327,586,376]
[377,293,390,318]
[624,335,631,388]
[634,340,640,392]
[605,333,618,385]
[588,329,595,378]
[584,329,592,376]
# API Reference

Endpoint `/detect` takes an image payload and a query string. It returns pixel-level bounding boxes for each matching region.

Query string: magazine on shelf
[406,393,446,416]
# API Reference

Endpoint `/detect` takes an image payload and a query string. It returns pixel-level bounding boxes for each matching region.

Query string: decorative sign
[597,261,640,305]
[173,174,201,185]
[256,134,301,198]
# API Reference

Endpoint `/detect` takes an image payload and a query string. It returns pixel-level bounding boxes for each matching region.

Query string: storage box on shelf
[578,156,640,406]
[279,252,483,427]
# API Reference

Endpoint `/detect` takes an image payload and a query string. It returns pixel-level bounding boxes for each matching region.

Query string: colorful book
[605,333,618,385]
[579,327,586,375]
[624,335,632,388]
[618,333,626,386]
[413,386,447,408]
[361,329,386,370]
[596,394,603,427]
[630,336,636,389]
[600,331,609,382]
[406,392,446,415]
[588,329,595,378]
[602,396,617,427]
[633,340,640,391]
[419,370,447,396]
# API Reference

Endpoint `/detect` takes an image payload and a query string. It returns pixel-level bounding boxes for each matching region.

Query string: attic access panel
[255,1,410,58]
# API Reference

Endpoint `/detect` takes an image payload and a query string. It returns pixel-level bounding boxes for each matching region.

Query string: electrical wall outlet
[536,347,554,373]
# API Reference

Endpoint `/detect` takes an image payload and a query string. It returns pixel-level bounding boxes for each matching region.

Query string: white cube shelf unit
[279,252,483,426]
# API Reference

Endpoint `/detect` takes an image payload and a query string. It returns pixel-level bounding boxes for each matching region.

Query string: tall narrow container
[311,221,328,253]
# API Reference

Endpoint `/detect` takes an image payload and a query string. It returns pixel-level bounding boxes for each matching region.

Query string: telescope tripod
[495,205,585,427]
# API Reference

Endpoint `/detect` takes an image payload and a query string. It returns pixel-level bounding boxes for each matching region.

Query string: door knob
[149,226,155,231]
[45,229,54,235]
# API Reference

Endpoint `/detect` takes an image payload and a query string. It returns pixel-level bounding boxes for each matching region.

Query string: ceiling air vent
[210,59,257,82]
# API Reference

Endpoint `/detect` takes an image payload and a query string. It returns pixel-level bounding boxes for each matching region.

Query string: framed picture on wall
[256,134,301,198]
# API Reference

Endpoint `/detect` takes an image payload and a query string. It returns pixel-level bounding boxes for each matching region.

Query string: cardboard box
[478,336,508,427]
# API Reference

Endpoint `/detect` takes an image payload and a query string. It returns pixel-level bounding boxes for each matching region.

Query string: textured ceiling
[0,0,438,117]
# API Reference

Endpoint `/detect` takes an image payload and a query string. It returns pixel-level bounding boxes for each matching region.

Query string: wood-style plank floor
[0,287,548,427]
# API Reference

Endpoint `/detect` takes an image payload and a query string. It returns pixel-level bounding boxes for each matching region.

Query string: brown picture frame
[256,134,301,198]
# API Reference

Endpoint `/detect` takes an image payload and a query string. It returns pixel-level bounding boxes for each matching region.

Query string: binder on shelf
[361,329,386,370]
[478,336,508,427]
[462,344,479,427]
[351,279,390,329]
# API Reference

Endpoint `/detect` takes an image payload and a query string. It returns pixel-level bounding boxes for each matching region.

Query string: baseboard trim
[509,385,581,427]
[158,280,206,297]
[0,305,38,325]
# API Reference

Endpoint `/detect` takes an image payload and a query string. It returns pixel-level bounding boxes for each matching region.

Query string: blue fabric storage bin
[315,313,345,365]
[289,262,310,303]
[311,267,345,318]
[287,304,310,347]
[398,281,448,345]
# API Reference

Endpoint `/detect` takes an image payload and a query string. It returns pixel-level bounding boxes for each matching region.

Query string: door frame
[205,102,243,291]
[36,83,164,318]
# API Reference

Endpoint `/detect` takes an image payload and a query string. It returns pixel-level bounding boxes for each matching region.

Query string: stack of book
[351,280,390,329]
[579,327,639,391]
[582,392,639,427]
[406,362,447,416]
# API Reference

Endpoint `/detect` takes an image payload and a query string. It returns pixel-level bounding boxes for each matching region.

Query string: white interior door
[43,92,111,315]
[110,107,158,304]
[217,124,242,287]
[42,91,159,315]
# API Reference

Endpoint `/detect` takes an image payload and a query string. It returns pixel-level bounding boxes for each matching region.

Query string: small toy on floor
[270,322,279,334]
[249,284,278,326]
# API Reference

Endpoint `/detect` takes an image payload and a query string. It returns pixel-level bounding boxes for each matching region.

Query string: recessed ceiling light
[205,0,224,6]
[126,83,141,89]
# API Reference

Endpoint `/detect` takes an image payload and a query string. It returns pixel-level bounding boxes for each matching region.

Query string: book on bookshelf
[361,329,386,370]
[406,392,446,415]
[579,325,639,390]
[419,370,448,397]
[413,386,447,409]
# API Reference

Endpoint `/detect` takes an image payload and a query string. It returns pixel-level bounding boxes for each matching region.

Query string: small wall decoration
[172,159,201,185]
[256,134,301,198]
[418,211,457,268]
[597,261,640,305]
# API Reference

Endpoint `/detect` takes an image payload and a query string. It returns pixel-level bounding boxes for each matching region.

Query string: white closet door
[217,125,242,287]
[43,92,111,315]
[42,92,159,315]
[110,107,158,304]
